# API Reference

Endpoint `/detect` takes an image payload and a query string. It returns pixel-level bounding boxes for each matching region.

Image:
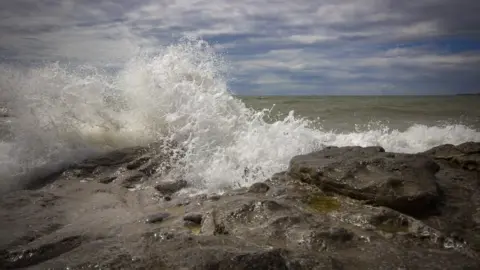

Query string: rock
[0,107,9,117]
[212,248,290,269]
[154,179,188,195]
[457,142,480,154]
[423,144,464,157]
[420,142,480,253]
[424,142,480,171]
[137,159,161,176]
[1,142,480,269]
[447,154,480,171]
[289,146,440,217]
[248,182,270,193]
[184,213,203,224]
[0,235,85,269]
[78,146,148,168]
[98,175,116,184]
[208,194,221,201]
[325,227,354,242]
[145,212,170,224]
[116,171,145,188]
[126,156,151,170]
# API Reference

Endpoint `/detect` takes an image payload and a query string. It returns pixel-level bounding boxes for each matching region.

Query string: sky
[0,0,479,95]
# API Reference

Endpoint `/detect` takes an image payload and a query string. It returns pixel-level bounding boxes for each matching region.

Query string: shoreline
[1,141,480,269]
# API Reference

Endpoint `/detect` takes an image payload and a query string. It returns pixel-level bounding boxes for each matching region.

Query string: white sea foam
[1,38,479,193]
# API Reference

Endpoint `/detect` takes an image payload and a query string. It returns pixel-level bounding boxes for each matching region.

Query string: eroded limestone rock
[1,142,480,269]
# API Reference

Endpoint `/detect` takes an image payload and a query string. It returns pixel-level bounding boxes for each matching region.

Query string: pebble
[183,213,203,224]
[145,212,170,224]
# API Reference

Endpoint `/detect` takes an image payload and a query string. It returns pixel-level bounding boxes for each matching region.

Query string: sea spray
[0,38,479,193]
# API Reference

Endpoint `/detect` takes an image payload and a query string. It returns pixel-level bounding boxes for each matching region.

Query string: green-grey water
[240,96,480,132]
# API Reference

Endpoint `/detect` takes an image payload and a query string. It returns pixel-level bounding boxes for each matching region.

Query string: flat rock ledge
[1,142,480,269]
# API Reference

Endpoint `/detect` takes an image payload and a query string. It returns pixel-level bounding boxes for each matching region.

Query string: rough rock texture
[421,142,480,251]
[1,142,480,269]
[289,146,440,217]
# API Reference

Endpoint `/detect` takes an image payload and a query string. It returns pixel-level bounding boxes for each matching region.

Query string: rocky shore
[1,141,480,269]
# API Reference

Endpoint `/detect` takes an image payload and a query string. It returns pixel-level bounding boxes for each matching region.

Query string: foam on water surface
[1,38,479,193]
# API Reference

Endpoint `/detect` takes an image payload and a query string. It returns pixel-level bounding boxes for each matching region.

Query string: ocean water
[241,95,480,133]
[1,39,479,193]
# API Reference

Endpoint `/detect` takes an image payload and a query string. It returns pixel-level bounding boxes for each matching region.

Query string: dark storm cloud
[384,0,480,35]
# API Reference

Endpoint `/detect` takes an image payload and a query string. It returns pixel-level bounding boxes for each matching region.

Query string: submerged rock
[1,142,480,269]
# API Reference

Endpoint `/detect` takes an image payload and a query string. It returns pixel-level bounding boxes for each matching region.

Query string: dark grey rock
[420,142,480,253]
[248,182,270,193]
[78,146,148,168]
[184,213,203,224]
[126,156,151,170]
[98,175,116,184]
[457,141,480,154]
[116,171,145,188]
[422,144,464,157]
[137,159,161,176]
[1,142,480,269]
[154,179,188,195]
[289,146,440,217]
[208,194,221,201]
[0,235,85,269]
[325,227,354,242]
[212,248,290,270]
[145,212,170,224]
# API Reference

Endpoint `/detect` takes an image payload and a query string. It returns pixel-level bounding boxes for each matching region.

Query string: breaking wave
[1,38,479,193]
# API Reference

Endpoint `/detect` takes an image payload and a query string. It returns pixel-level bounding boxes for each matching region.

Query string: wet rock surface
[248,182,270,193]
[154,179,188,196]
[1,142,480,269]
[145,212,171,224]
[289,146,440,217]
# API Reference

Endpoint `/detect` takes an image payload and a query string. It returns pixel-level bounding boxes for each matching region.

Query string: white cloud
[254,73,292,85]
[396,21,441,38]
[0,0,478,94]
[289,34,337,44]
[358,48,480,69]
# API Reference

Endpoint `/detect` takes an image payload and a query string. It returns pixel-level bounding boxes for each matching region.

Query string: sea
[1,39,479,193]
[241,95,480,134]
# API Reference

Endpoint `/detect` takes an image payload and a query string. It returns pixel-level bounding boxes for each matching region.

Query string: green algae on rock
[305,194,341,213]
[184,222,202,235]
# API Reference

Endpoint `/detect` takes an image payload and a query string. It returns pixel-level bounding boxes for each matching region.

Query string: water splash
[0,38,479,193]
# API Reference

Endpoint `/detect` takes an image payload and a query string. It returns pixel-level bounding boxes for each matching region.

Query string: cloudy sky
[1,0,479,95]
